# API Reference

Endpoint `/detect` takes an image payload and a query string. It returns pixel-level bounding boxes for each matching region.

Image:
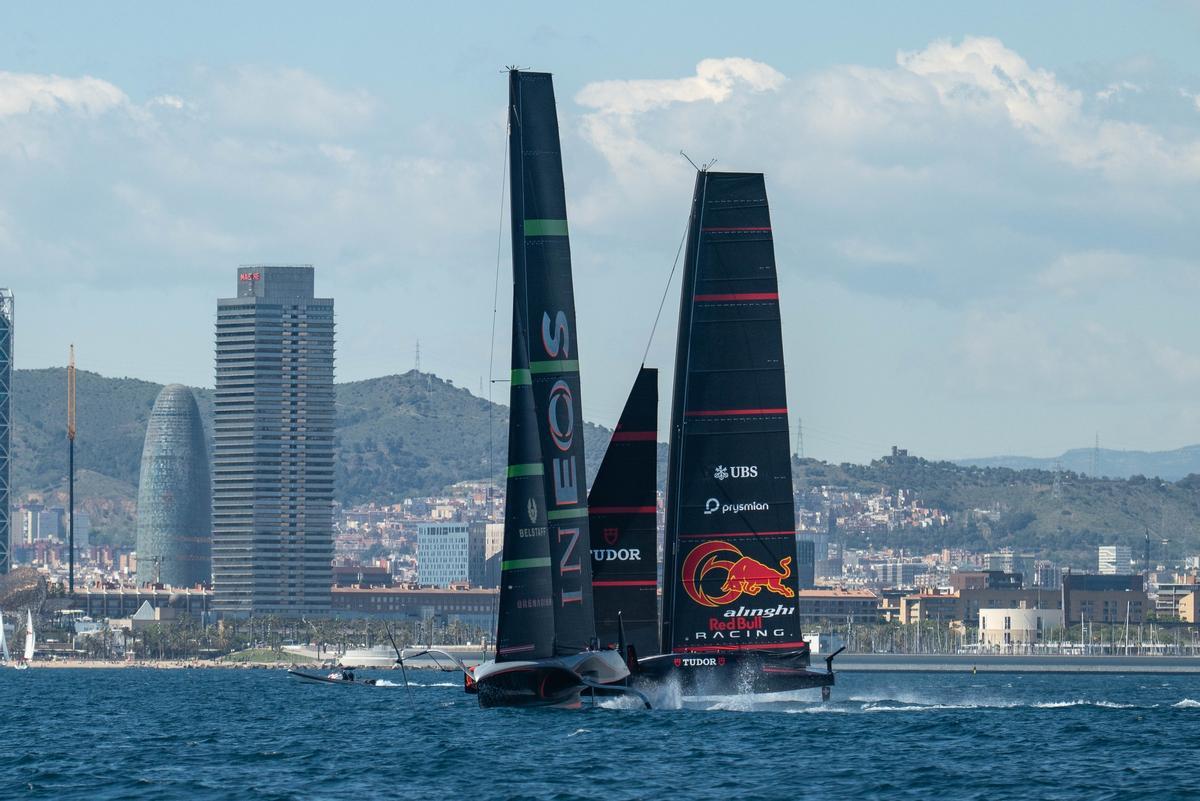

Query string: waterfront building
[1151,575,1197,619]
[950,571,1021,591]
[1098,545,1133,575]
[0,290,10,574]
[984,548,1035,585]
[794,589,881,623]
[333,564,392,587]
[799,529,843,580]
[1060,573,1145,624]
[958,587,1060,622]
[213,265,335,616]
[878,559,923,588]
[417,522,485,587]
[978,607,1064,649]
[899,592,964,625]
[331,586,497,628]
[1178,591,1200,623]
[136,385,211,588]
[72,585,212,620]
[1032,560,1062,589]
[478,521,503,589]
[796,538,816,589]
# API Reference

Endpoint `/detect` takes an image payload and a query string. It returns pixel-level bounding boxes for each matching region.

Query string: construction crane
[68,344,76,593]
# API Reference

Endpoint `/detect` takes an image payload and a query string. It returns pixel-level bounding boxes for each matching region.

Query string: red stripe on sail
[702,226,772,233]
[679,530,795,540]
[590,506,657,514]
[611,431,657,442]
[685,407,788,417]
[592,580,657,587]
[694,292,778,302]
[675,642,809,652]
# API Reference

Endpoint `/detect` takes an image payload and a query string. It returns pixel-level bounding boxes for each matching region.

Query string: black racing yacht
[589,171,840,698]
[465,69,645,709]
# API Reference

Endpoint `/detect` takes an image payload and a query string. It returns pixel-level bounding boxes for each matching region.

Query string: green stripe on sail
[547,507,589,521]
[524,218,569,237]
[506,463,544,478]
[511,368,532,386]
[529,359,579,374]
[502,557,552,571]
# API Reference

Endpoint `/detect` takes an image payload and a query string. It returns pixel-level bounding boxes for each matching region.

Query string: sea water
[4,667,1200,800]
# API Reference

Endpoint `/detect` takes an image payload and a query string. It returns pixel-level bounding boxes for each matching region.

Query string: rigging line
[487,111,510,652]
[487,112,510,496]
[640,213,691,366]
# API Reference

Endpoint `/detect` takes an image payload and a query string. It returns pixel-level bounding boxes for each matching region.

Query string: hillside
[9,369,621,542]
[14,367,1200,566]
[796,454,1200,566]
[957,445,1200,481]
[334,371,616,505]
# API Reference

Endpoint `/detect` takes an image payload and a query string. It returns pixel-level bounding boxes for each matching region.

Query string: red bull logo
[681,540,795,607]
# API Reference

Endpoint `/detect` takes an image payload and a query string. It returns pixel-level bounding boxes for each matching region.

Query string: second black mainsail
[662,171,802,653]
[633,169,836,696]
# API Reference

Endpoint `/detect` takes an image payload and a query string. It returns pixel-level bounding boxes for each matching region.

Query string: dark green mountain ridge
[11,368,1200,566]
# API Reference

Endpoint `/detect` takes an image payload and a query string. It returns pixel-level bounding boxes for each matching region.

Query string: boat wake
[776,696,1148,714]
[405,681,459,688]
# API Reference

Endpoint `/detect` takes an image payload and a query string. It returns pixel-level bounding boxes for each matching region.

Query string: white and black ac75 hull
[634,649,835,696]
[472,649,632,709]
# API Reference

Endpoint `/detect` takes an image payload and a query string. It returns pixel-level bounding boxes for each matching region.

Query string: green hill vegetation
[10,368,617,544]
[13,367,1200,566]
[796,453,1200,566]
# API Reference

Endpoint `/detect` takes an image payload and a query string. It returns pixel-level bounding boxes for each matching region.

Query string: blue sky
[3,2,1200,464]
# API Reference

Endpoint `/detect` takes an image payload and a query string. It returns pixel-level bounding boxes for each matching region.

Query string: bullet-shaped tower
[135,384,211,587]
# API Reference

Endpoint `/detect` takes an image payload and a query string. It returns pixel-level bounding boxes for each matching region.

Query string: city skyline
[2,4,1200,467]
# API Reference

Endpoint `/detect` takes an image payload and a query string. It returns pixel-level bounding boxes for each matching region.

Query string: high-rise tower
[136,384,211,588]
[213,266,334,616]
[0,289,11,574]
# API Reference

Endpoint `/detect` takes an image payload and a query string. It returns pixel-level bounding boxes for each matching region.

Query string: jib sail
[661,172,802,653]
[588,367,660,658]
[505,70,596,655]
[495,322,557,661]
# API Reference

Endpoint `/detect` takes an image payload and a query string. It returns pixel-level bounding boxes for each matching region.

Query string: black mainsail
[507,70,596,654]
[661,171,803,654]
[588,367,660,659]
[467,70,644,708]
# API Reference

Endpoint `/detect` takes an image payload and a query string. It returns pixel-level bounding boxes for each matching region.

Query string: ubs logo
[713,465,758,481]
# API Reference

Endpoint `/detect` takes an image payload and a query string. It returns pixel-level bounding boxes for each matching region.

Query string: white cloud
[207,67,376,137]
[149,94,185,110]
[574,58,784,186]
[899,37,1082,134]
[0,71,127,117]
[897,37,1200,180]
[1096,81,1142,102]
[576,57,784,115]
[575,38,1200,199]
